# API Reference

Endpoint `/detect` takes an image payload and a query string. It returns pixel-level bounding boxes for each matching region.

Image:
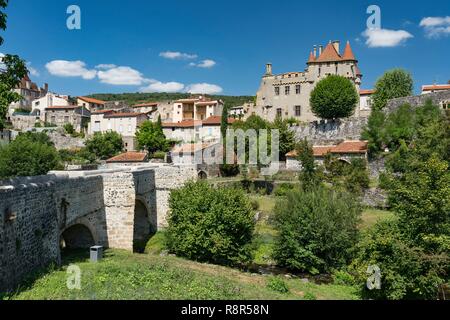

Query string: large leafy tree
[136,120,168,155]
[371,68,413,110]
[310,75,358,119]
[0,0,28,130]
[85,131,124,160]
[0,132,61,178]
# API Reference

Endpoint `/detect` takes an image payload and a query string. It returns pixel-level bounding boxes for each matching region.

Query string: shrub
[136,120,169,154]
[274,183,295,197]
[351,220,448,300]
[152,151,166,160]
[304,292,317,300]
[166,181,255,266]
[250,199,260,211]
[273,187,361,274]
[85,131,123,160]
[266,277,289,294]
[0,132,61,178]
[63,123,75,135]
[310,75,358,119]
[220,164,240,177]
[371,68,413,110]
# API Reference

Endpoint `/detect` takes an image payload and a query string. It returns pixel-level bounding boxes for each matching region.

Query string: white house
[421,84,450,94]
[172,96,224,123]
[31,92,70,121]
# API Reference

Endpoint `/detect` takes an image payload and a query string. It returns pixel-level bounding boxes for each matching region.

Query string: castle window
[276,108,282,118]
[295,85,301,94]
[295,105,301,117]
[285,86,290,95]
[274,87,280,96]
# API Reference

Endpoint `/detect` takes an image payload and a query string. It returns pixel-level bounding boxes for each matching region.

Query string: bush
[351,220,448,300]
[152,151,166,160]
[166,181,255,266]
[85,131,123,160]
[266,277,289,294]
[63,123,75,135]
[219,164,240,177]
[273,187,361,274]
[310,75,358,119]
[59,148,96,164]
[274,183,295,197]
[371,68,413,110]
[0,132,61,178]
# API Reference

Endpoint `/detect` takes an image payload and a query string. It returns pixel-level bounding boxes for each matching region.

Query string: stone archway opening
[133,199,153,253]
[60,224,96,250]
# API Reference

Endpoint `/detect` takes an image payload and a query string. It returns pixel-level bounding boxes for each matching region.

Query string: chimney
[44,83,49,92]
[319,45,323,56]
[313,46,317,58]
[332,40,340,54]
[265,63,273,75]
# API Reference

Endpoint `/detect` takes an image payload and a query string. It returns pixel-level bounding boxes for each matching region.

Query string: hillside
[87,93,255,108]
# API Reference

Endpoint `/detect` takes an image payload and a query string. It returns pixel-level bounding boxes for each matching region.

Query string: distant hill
[87,93,255,108]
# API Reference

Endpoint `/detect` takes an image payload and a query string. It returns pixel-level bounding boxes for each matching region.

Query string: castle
[253,40,369,122]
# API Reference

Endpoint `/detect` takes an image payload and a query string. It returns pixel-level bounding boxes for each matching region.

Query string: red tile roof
[106,152,148,163]
[195,100,220,107]
[45,105,79,110]
[286,141,368,158]
[316,42,342,63]
[360,89,375,95]
[307,51,316,63]
[422,85,450,92]
[162,120,203,128]
[91,109,115,115]
[104,112,146,118]
[202,116,236,125]
[341,41,356,61]
[78,96,106,105]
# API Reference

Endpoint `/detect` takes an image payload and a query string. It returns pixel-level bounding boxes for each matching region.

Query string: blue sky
[1,0,449,96]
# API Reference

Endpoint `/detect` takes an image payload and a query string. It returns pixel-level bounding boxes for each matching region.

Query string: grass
[4,249,359,300]
[360,209,395,230]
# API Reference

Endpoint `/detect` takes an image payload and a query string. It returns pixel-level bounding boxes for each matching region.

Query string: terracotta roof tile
[133,102,158,108]
[106,152,148,163]
[45,105,79,110]
[307,51,316,63]
[342,41,356,61]
[315,42,342,63]
[162,120,202,128]
[91,109,115,115]
[331,141,368,154]
[104,112,146,118]
[360,89,375,95]
[202,116,236,125]
[78,96,106,105]
[422,85,450,91]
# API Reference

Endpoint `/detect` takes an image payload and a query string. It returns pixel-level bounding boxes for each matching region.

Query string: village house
[359,89,375,114]
[421,84,450,95]
[285,140,369,170]
[162,116,235,143]
[253,40,367,122]
[89,110,148,151]
[8,75,48,117]
[31,92,70,121]
[77,96,106,112]
[45,105,91,132]
[172,96,224,122]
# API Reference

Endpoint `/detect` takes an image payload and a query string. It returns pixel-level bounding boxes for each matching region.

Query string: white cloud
[189,59,217,68]
[140,81,185,93]
[95,64,117,70]
[26,62,40,77]
[97,66,148,85]
[45,60,97,79]
[362,28,413,47]
[159,51,198,60]
[185,83,223,94]
[419,16,450,38]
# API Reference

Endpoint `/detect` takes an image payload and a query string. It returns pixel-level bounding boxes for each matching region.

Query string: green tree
[136,120,169,155]
[0,1,28,129]
[63,123,75,135]
[273,117,295,161]
[0,132,61,178]
[372,69,413,110]
[295,139,319,191]
[361,109,386,156]
[85,131,123,160]
[166,181,255,266]
[310,75,358,119]
[273,187,361,273]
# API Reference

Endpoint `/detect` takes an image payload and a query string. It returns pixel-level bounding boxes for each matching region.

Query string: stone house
[45,106,91,132]
[8,75,48,117]
[31,92,70,121]
[89,111,149,152]
[77,96,106,112]
[286,140,368,170]
[254,40,367,122]
[172,96,223,122]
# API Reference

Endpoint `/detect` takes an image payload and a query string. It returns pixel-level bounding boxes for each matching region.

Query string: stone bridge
[0,165,196,292]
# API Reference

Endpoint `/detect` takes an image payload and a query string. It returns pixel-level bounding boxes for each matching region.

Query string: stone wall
[385,90,450,114]
[291,117,368,145]
[47,130,85,150]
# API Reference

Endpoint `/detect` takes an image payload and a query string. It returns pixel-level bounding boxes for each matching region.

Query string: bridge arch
[60,220,98,250]
[133,197,153,253]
